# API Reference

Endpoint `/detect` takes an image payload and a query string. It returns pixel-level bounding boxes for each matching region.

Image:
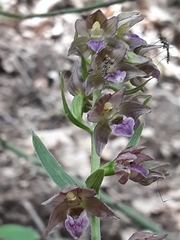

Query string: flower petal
[130,163,149,177]
[65,210,89,239]
[106,70,126,83]
[82,197,119,219]
[102,17,118,37]
[87,40,106,52]
[75,19,90,37]
[45,202,68,236]
[94,121,111,156]
[111,116,135,137]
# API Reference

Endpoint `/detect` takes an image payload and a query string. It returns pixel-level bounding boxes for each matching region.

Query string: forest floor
[0,0,180,240]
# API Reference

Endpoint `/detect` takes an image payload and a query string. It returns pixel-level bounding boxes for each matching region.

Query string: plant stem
[90,131,101,240]
[90,88,101,240]
[91,215,101,240]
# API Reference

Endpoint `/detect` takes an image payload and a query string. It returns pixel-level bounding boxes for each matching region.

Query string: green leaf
[71,93,84,120]
[126,122,144,148]
[85,169,105,193]
[0,224,40,240]
[60,73,92,134]
[32,130,76,188]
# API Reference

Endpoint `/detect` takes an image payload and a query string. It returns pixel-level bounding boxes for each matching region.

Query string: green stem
[90,88,101,240]
[90,132,101,240]
[91,215,101,240]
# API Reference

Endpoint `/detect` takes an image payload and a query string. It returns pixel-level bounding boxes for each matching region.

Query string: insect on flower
[101,54,115,78]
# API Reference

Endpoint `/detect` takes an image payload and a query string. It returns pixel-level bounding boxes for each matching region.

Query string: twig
[22,200,61,240]
[0,136,38,163]
[22,200,46,234]
[0,0,135,20]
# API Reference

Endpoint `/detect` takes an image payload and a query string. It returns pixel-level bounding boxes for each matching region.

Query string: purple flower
[115,146,170,185]
[68,10,118,57]
[87,88,151,155]
[42,185,118,238]
[85,46,148,94]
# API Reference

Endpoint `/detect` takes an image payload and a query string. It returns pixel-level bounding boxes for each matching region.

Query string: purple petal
[125,33,146,50]
[106,70,126,83]
[87,40,106,52]
[111,116,135,137]
[65,210,89,239]
[130,164,149,177]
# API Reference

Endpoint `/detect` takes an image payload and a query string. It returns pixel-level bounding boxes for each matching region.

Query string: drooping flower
[87,87,151,155]
[42,185,118,239]
[68,10,118,57]
[115,146,153,184]
[128,231,168,240]
[115,146,170,185]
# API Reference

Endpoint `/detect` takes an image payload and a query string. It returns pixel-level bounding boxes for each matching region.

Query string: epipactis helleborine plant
[40,9,169,240]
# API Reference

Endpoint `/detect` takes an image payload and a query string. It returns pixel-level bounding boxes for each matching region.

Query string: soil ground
[0,1,180,240]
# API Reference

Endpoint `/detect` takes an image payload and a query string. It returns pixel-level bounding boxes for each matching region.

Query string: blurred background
[0,0,180,239]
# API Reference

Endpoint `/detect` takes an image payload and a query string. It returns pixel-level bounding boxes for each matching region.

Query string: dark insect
[159,34,170,63]
[101,54,114,78]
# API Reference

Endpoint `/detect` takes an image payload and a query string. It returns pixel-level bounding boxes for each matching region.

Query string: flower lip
[87,40,107,52]
[65,209,89,239]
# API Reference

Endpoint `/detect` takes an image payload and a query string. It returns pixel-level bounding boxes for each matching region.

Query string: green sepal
[107,79,150,95]
[85,169,105,193]
[31,130,76,188]
[74,32,78,40]
[143,95,152,105]
[60,73,92,133]
[126,122,144,148]
[125,79,150,95]
[125,51,149,65]
[81,54,88,80]
[102,160,116,176]
[71,93,84,120]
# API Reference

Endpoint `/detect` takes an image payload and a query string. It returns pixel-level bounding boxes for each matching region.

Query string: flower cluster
[42,10,169,239]
[67,10,161,155]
